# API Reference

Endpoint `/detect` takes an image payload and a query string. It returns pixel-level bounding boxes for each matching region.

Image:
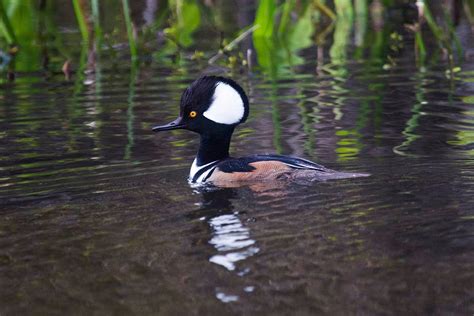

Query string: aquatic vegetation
[72,0,90,44]
[0,0,471,77]
[0,0,17,45]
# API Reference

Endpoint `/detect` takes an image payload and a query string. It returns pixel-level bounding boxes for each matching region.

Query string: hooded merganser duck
[153,76,369,186]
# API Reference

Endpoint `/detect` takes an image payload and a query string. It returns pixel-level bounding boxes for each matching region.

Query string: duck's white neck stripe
[190,159,219,183]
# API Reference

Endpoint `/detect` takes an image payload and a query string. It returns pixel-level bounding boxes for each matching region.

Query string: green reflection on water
[271,83,283,154]
[448,93,474,153]
[124,62,138,160]
[393,72,427,157]
[298,101,317,157]
[461,96,474,104]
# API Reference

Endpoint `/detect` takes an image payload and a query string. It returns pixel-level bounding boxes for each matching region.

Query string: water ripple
[208,213,259,272]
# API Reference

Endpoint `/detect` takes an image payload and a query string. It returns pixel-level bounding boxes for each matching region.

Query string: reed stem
[122,0,138,60]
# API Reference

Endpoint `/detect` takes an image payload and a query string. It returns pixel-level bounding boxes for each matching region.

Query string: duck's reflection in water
[188,188,260,302]
[192,188,259,273]
[208,212,259,271]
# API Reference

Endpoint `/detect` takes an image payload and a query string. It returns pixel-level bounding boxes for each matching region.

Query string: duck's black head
[153,76,249,134]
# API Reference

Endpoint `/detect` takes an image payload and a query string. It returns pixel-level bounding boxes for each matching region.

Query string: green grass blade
[91,0,102,45]
[72,0,89,44]
[0,0,17,44]
[254,0,277,38]
[423,4,443,41]
[122,0,137,59]
[278,0,295,37]
[314,0,336,21]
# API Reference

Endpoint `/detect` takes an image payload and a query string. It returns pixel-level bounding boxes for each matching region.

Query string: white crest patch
[203,82,245,125]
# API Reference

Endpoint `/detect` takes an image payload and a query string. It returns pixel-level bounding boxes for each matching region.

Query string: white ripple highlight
[208,213,259,271]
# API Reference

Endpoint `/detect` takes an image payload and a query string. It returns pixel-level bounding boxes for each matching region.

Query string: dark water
[2,46,474,315]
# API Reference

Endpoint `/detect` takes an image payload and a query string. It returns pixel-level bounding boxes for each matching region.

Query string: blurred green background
[0,0,473,79]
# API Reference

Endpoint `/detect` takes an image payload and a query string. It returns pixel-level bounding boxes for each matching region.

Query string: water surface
[1,23,474,316]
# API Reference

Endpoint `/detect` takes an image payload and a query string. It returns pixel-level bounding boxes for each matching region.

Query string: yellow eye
[189,111,197,118]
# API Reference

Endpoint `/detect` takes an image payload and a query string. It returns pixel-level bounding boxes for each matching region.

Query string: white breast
[189,159,219,183]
